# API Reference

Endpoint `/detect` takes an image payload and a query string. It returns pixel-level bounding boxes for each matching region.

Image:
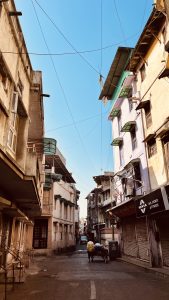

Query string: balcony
[0,147,42,217]
[102,197,112,207]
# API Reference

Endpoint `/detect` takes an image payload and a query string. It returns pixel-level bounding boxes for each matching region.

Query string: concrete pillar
[148,217,162,267]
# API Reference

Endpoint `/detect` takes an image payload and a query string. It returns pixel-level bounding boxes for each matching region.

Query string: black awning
[143,133,155,142]
[107,198,136,218]
[135,100,150,110]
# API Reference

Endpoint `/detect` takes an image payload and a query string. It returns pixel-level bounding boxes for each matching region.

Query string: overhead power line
[33,0,100,75]
[113,0,127,43]
[31,0,98,173]
[1,31,139,57]
[46,111,108,133]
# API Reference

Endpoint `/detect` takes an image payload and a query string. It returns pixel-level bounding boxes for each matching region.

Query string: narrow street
[7,246,169,300]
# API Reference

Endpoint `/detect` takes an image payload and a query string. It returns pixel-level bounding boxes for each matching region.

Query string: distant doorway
[33,219,48,249]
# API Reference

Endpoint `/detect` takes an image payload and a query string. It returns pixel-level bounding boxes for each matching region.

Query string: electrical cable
[0,31,139,56]
[100,0,103,74]
[31,0,98,173]
[100,0,103,174]
[46,111,108,133]
[113,0,127,43]
[33,0,100,76]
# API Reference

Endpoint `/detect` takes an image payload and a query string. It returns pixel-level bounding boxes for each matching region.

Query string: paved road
[7,247,169,300]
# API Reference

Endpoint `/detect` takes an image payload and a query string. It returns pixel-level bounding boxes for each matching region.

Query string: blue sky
[15,0,152,218]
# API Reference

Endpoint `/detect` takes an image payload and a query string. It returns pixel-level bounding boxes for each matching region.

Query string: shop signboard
[135,188,166,218]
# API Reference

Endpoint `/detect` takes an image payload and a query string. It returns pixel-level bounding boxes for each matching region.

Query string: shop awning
[106,198,136,218]
[111,137,123,146]
[121,121,136,132]
[135,100,150,110]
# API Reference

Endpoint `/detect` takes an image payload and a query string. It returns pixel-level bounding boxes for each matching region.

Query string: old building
[99,47,151,263]
[32,139,79,255]
[99,1,169,268]
[0,0,44,289]
[86,172,118,243]
[126,1,169,267]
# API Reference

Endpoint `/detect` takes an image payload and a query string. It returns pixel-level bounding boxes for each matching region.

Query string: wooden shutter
[136,217,149,261]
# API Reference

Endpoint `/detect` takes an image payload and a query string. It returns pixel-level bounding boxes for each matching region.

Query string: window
[147,137,157,158]
[131,128,137,150]
[7,92,19,152]
[145,103,152,128]
[0,60,10,94]
[128,99,133,111]
[162,26,166,44]
[64,204,68,220]
[59,224,63,240]
[117,114,122,135]
[162,134,169,178]
[60,200,62,218]
[140,64,146,82]
[134,163,142,188]
[0,2,2,18]
[53,222,57,241]
[17,76,24,96]
[33,219,48,249]
[119,144,124,166]
[54,198,57,210]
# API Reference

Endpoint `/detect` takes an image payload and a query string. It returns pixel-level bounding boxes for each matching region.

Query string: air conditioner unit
[45,166,55,174]
[126,187,135,197]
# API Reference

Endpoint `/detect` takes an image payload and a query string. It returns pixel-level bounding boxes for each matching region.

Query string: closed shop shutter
[136,217,149,261]
[157,217,169,267]
[122,216,138,257]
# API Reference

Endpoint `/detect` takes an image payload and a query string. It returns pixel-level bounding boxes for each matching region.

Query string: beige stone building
[86,172,118,243]
[98,0,169,268]
[0,0,44,290]
[32,141,79,255]
[125,1,169,267]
